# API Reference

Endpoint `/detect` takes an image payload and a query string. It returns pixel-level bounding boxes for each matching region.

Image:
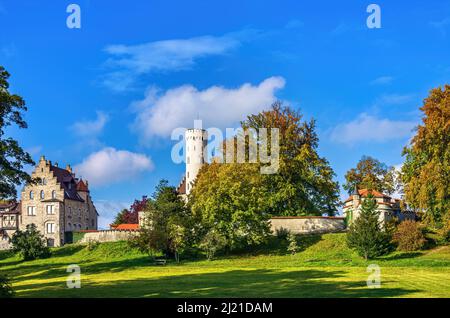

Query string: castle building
[343,188,415,224]
[0,156,98,247]
[176,128,208,200]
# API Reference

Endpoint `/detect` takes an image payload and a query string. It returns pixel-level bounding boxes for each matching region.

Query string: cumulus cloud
[71,111,109,137]
[131,76,285,141]
[101,30,256,91]
[378,93,414,105]
[74,147,154,187]
[95,200,130,229]
[330,113,416,145]
[370,76,394,85]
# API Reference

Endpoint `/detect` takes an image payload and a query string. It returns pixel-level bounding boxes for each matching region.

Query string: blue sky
[1,0,449,228]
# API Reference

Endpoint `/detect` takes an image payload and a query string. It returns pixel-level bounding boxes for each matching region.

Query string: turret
[185,128,208,195]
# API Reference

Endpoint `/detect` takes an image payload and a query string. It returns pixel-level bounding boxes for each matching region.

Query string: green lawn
[1,233,450,298]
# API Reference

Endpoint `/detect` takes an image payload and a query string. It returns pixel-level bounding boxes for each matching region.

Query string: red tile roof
[344,188,391,202]
[112,224,139,230]
[76,179,89,192]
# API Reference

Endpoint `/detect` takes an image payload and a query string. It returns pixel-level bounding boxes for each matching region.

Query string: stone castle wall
[270,216,346,235]
[77,230,138,244]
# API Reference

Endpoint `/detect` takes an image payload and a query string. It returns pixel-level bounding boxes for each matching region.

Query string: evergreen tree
[347,196,392,260]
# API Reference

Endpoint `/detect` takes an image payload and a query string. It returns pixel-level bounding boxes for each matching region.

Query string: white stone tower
[185,128,208,195]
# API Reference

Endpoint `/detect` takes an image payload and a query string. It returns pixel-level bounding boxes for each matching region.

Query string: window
[42,178,47,185]
[29,191,34,199]
[52,190,56,199]
[40,190,45,200]
[27,206,36,216]
[187,157,190,164]
[46,205,54,215]
[68,223,72,231]
[68,207,72,215]
[46,223,56,234]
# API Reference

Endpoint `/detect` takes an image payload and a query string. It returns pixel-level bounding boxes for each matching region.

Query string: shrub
[11,224,50,261]
[275,227,290,240]
[437,221,450,245]
[0,275,14,298]
[199,229,226,260]
[347,196,392,260]
[392,220,426,251]
[86,240,100,251]
[286,233,299,255]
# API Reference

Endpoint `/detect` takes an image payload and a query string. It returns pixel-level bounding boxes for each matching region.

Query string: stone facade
[0,156,98,248]
[77,230,137,244]
[343,188,416,225]
[270,216,346,235]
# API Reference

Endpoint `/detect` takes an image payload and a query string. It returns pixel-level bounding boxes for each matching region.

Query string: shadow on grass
[380,252,423,261]
[14,267,418,298]
[224,234,323,258]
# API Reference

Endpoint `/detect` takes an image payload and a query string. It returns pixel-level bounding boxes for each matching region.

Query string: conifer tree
[347,196,392,260]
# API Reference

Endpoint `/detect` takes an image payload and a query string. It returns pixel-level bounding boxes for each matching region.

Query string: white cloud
[132,76,286,140]
[370,76,394,85]
[378,93,414,105]
[330,113,416,145]
[95,200,130,230]
[74,147,154,187]
[430,17,450,36]
[71,111,109,137]
[101,30,255,92]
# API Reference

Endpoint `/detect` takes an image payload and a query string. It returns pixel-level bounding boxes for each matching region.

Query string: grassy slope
[1,233,449,298]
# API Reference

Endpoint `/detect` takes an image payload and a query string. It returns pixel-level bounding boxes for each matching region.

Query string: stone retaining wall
[77,230,138,244]
[270,216,346,235]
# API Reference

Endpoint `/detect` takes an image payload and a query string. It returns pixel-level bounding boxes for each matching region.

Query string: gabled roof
[49,165,84,202]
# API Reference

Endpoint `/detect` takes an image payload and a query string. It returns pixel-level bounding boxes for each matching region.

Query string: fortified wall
[269,216,346,234]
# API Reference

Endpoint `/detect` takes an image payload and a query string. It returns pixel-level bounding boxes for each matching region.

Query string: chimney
[66,164,72,173]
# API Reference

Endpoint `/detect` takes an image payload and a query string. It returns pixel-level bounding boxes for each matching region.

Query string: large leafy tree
[343,156,397,195]
[130,180,189,260]
[111,196,149,226]
[190,162,271,250]
[0,66,34,200]
[240,102,340,216]
[402,84,450,224]
[11,224,50,261]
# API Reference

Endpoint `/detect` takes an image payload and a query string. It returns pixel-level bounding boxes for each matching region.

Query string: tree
[346,196,392,260]
[130,180,189,260]
[402,84,450,225]
[11,224,50,261]
[111,196,149,226]
[240,102,340,216]
[392,220,426,251]
[199,229,226,260]
[287,233,300,255]
[0,275,14,298]
[0,66,35,200]
[190,162,272,251]
[343,156,397,195]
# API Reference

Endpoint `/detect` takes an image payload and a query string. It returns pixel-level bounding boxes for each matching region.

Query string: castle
[0,156,98,248]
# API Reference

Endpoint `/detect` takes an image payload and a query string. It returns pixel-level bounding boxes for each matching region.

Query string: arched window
[40,190,45,199]
[29,191,34,199]
[42,178,47,185]
[52,190,56,199]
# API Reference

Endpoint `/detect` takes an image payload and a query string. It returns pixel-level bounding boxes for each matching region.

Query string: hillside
[1,233,450,298]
